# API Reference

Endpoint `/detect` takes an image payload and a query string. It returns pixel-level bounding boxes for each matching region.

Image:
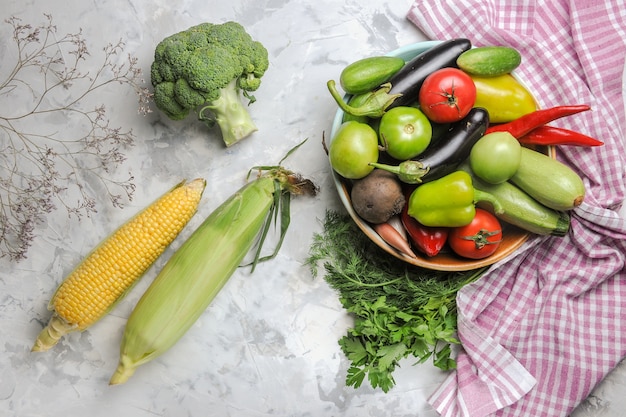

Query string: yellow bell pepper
[471,74,537,123]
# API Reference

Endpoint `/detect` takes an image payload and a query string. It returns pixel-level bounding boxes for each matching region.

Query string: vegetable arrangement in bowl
[327,39,600,271]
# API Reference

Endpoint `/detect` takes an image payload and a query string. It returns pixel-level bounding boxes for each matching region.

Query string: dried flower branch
[0,13,153,261]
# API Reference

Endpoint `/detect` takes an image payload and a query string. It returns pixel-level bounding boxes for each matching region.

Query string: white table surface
[1,1,625,416]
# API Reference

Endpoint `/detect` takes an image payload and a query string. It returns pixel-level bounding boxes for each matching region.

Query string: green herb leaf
[307,210,486,392]
[377,342,407,371]
[339,337,368,366]
[346,365,367,389]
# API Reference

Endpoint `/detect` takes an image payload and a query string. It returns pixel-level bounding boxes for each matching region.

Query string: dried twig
[0,14,153,261]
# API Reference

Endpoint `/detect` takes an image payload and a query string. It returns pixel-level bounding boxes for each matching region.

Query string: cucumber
[460,164,570,236]
[457,46,522,77]
[340,56,405,95]
[511,147,585,211]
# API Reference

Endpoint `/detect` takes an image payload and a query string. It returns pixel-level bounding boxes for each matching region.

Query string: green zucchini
[459,163,570,236]
[511,147,585,211]
[457,46,521,77]
[339,56,405,95]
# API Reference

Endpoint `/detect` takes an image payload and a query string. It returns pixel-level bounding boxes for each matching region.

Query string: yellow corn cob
[32,178,206,352]
[109,166,316,385]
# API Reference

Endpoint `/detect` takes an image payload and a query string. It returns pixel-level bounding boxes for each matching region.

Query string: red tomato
[418,68,476,123]
[448,209,502,259]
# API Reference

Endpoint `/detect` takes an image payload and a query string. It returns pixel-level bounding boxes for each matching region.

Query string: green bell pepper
[407,170,501,227]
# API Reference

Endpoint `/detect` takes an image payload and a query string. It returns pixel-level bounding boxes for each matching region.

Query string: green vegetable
[340,55,405,95]
[459,163,571,236]
[371,108,490,185]
[327,80,402,118]
[307,210,486,393]
[456,46,522,77]
[150,21,269,147]
[510,147,585,211]
[342,93,372,124]
[407,171,499,227]
[469,131,522,184]
[329,121,379,179]
[378,106,432,160]
[369,160,428,184]
[110,142,317,384]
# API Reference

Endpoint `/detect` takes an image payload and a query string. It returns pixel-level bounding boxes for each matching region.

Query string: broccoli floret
[151,21,269,147]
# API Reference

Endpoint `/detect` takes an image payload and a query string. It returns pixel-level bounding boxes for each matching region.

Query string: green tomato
[378,106,432,160]
[329,121,379,179]
[469,131,522,184]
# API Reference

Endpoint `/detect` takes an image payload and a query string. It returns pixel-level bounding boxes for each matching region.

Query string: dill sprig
[307,210,486,392]
[0,14,153,261]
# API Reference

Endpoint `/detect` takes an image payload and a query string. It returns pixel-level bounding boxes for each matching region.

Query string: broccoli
[150,21,269,147]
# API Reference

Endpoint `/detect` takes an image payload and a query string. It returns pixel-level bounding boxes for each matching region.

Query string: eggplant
[327,39,471,118]
[387,38,472,109]
[371,108,489,184]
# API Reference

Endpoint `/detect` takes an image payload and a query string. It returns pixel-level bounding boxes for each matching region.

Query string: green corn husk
[109,147,316,385]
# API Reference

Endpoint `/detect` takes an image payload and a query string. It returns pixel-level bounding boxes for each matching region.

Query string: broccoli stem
[199,79,258,147]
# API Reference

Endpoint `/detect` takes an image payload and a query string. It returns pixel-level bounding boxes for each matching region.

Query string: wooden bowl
[329,41,551,271]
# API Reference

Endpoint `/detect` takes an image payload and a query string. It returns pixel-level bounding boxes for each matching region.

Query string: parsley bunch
[307,210,485,392]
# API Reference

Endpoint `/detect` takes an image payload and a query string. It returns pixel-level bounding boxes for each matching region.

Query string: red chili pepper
[518,125,604,147]
[485,104,591,138]
[400,192,448,257]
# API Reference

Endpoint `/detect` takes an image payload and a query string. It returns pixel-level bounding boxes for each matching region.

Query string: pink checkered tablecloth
[407,1,626,416]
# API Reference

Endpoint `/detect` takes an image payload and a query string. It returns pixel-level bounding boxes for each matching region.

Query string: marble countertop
[1,1,625,416]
